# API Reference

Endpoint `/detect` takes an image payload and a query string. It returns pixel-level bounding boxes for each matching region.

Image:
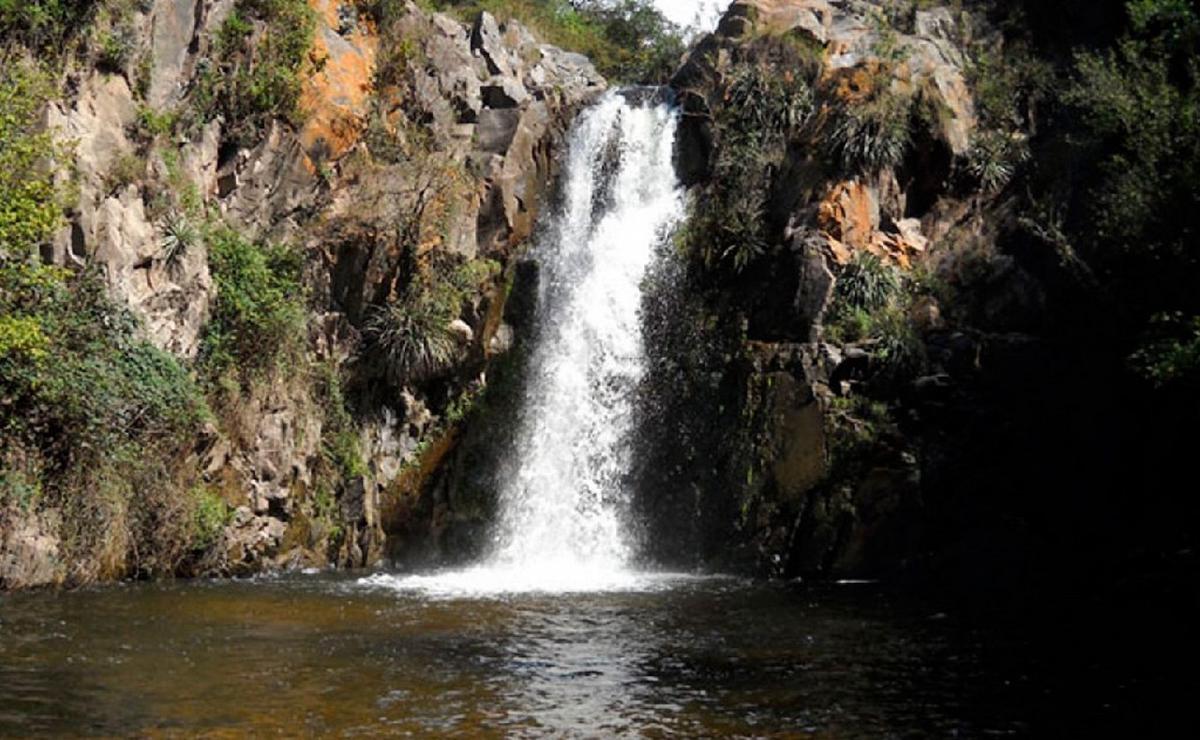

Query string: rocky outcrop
[641,0,985,577]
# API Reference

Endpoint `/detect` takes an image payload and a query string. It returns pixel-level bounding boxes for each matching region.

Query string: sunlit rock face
[4,0,607,587]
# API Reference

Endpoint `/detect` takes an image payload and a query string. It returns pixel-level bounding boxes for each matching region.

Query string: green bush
[868,305,926,381]
[94,4,139,72]
[834,251,901,314]
[363,256,496,385]
[365,285,460,384]
[316,360,367,481]
[191,487,231,550]
[158,210,198,265]
[689,51,815,273]
[0,263,210,449]
[0,0,98,52]
[193,0,317,144]
[104,152,145,195]
[1066,39,1198,253]
[0,58,62,256]
[823,252,924,381]
[0,260,211,578]
[201,226,307,380]
[1130,312,1200,388]
[826,90,912,174]
[966,128,1030,193]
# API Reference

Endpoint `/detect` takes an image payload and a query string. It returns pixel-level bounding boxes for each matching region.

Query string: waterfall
[488,91,685,580]
[363,90,686,596]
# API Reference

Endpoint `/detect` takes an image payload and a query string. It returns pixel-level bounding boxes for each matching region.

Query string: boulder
[0,512,63,589]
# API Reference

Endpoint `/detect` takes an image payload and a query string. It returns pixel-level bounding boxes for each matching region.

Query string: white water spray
[360,91,686,596]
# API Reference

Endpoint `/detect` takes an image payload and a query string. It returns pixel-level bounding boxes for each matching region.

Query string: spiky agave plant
[827,92,913,174]
[835,251,901,313]
[967,129,1031,193]
[364,286,458,385]
[159,210,197,266]
[724,62,815,135]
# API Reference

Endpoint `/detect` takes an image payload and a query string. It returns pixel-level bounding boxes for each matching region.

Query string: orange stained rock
[818,180,877,251]
[824,60,887,104]
[819,181,925,268]
[299,0,379,163]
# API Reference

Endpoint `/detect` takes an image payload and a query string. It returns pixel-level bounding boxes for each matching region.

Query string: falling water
[488,90,685,580]
[362,90,686,595]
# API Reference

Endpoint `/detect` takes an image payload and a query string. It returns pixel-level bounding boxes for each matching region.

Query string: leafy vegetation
[831,251,900,315]
[1130,312,1200,389]
[317,361,367,483]
[364,256,498,385]
[825,88,912,174]
[93,2,139,73]
[201,226,307,382]
[365,287,460,384]
[191,487,232,550]
[0,58,62,256]
[687,40,818,273]
[0,0,98,52]
[192,0,317,144]
[978,0,1200,389]
[0,262,212,579]
[824,252,925,384]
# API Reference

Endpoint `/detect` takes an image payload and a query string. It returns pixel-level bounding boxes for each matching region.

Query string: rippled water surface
[0,573,1046,737]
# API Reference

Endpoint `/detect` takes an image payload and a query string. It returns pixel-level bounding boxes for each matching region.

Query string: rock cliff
[1,0,603,588]
[635,0,1004,577]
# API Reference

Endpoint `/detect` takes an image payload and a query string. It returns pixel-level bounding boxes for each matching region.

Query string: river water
[0,573,1044,737]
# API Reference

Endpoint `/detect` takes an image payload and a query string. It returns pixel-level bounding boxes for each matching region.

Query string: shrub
[0,0,98,52]
[191,487,231,550]
[1130,312,1200,389]
[316,360,367,481]
[0,260,211,580]
[966,128,1030,193]
[94,8,138,72]
[689,52,815,273]
[834,251,901,314]
[826,90,912,174]
[824,252,924,382]
[1066,40,1198,254]
[136,106,178,139]
[365,285,460,384]
[868,305,926,381]
[0,57,62,256]
[363,256,496,385]
[105,152,146,195]
[201,226,306,380]
[193,0,317,144]
[158,210,197,265]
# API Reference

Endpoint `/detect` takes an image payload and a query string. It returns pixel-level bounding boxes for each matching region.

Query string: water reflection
[495,597,668,735]
[0,574,1038,737]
